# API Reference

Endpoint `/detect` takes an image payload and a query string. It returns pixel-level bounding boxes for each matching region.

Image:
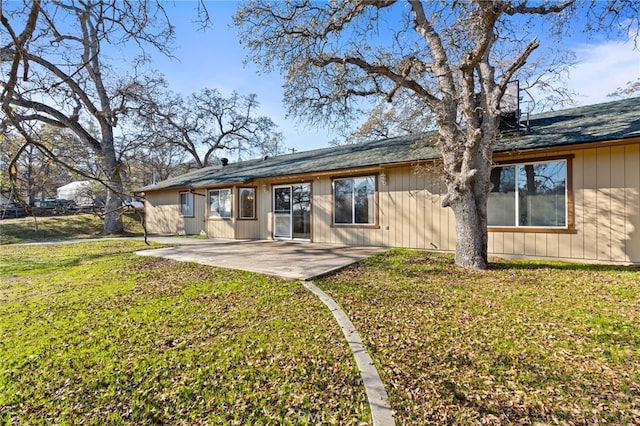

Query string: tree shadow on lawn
[489,260,639,273]
[364,249,638,275]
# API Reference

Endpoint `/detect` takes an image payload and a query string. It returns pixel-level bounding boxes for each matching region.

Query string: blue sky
[150,1,640,154]
[151,2,336,153]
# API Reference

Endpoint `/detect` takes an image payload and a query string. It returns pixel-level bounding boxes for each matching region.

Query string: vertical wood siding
[205,218,234,239]
[310,167,455,251]
[144,189,206,235]
[144,141,639,264]
[256,181,272,239]
[145,190,181,235]
[488,142,640,264]
[625,144,640,261]
[236,219,260,239]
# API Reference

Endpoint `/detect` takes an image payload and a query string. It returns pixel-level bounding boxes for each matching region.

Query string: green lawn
[0,241,368,425]
[1,232,638,425]
[0,214,144,245]
[317,249,640,425]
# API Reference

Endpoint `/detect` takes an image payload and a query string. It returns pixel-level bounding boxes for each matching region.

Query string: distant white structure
[57,181,94,207]
[0,190,11,205]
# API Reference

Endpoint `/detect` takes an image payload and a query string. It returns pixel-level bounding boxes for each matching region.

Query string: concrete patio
[136,237,387,280]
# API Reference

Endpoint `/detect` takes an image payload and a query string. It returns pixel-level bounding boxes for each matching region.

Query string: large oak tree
[0,0,179,234]
[235,0,638,269]
[134,86,285,168]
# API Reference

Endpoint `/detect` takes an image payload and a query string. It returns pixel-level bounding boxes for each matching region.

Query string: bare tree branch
[235,0,637,269]
[0,0,187,234]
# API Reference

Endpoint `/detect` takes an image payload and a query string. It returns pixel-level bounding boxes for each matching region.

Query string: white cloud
[566,38,640,105]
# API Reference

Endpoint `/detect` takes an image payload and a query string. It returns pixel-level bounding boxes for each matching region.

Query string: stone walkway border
[303,281,395,426]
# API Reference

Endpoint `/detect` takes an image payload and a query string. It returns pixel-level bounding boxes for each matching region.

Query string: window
[238,187,256,219]
[488,159,567,228]
[179,191,194,217]
[333,176,376,225]
[209,188,232,219]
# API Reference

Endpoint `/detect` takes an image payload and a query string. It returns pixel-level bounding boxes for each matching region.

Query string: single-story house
[137,97,640,265]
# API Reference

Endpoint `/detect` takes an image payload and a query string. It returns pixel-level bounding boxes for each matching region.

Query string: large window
[179,191,194,217]
[238,187,256,219]
[333,176,376,225]
[488,159,567,228]
[208,188,232,219]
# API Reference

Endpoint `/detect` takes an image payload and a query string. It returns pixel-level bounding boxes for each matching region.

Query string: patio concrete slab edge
[303,281,395,426]
[135,239,386,280]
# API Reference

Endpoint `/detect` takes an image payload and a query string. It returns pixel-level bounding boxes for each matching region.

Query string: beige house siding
[306,141,639,264]
[142,140,639,265]
[145,187,244,238]
[235,219,260,239]
[144,189,188,235]
[205,217,234,239]
[488,141,640,264]
[258,182,273,239]
[625,144,640,262]
[307,167,456,251]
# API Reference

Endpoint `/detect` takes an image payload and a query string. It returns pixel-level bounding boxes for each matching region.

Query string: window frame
[238,186,257,220]
[331,174,379,228]
[208,188,232,220]
[488,155,576,234]
[179,191,194,218]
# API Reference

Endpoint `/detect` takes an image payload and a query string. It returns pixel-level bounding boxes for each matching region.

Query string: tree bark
[103,175,124,235]
[448,189,489,270]
[101,126,124,235]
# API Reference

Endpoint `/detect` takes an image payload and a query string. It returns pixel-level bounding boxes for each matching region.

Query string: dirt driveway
[136,238,387,280]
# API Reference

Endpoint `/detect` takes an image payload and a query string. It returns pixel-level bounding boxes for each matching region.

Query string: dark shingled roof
[138,96,640,192]
[493,95,640,151]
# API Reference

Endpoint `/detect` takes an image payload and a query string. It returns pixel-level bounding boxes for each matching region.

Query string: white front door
[273,185,292,239]
[273,184,311,240]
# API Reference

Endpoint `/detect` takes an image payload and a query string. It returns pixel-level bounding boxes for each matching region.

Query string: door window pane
[274,215,291,238]
[292,184,311,238]
[274,187,291,213]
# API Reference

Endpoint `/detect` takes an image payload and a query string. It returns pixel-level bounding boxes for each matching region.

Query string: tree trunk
[449,189,489,270]
[104,187,124,235]
[102,131,124,235]
[103,171,124,235]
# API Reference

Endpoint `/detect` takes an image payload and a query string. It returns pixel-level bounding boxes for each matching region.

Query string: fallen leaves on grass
[318,249,640,425]
[0,241,370,425]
